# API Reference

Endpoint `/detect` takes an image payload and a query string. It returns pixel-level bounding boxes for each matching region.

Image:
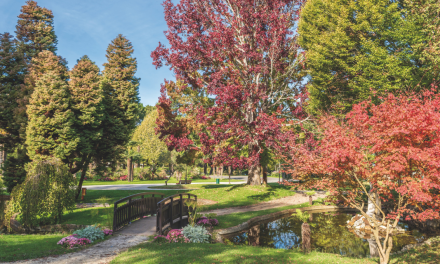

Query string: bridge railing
[156,193,197,235]
[113,192,165,232]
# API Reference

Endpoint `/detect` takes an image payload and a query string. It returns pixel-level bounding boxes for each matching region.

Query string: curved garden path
[2,192,325,264]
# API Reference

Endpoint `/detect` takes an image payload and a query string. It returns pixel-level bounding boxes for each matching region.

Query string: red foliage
[281,91,440,222]
[152,0,307,179]
[119,175,128,181]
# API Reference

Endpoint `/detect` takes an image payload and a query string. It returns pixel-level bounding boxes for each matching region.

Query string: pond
[222,211,435,258]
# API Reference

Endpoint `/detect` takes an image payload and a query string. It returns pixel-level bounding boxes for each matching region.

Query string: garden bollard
[81,188,87,200]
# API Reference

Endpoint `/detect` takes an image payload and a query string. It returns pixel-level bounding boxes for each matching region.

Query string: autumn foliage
[152,0,306,184]
[281,91,440,262]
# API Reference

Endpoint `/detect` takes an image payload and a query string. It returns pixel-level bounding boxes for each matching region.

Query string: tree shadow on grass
[111,242,372,264]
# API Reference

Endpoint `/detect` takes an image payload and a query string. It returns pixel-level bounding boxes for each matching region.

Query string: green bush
[181,225,210,243]
[5,158,76,229]
[73,225,105,242]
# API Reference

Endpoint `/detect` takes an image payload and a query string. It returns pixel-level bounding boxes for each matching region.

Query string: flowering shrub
[57,234,91,249]
[196,217,219,227]
[103,229,113,236]
[119,175,128,181]
[167,229,190,243]
[73,225,105,242]
[201,175,211,179]
[182,225,211,243]
[98,177,114,181]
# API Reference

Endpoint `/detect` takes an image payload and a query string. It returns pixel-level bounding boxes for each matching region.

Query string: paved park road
[84,176,281,190]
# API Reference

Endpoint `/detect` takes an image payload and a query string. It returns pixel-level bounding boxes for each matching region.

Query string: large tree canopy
[152,0,306,185]
[299,0,432,114]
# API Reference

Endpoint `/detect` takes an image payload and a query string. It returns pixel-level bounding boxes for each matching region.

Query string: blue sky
[0,0,175,106]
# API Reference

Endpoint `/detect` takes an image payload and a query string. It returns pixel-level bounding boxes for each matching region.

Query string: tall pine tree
[68,55,104,197]
[25,51,79,161]
[15,0,57,63]
[95,35,140,167]
[2,1,59,192]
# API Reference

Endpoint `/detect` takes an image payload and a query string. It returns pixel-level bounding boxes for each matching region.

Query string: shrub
[98,177,114,181]
[166,229,189,243]
[73,225,105,242]
[103,229,113,236]
[57,234,91,249]
[119,175,128,181]
[5,158,76,229]
[181,225,211,243]
[196,217,219,227]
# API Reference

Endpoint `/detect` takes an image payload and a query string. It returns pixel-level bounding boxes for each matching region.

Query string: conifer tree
[2,1,59,191]
[25,51,79,161]
[0,33,25,150]
[96,35,140,166]
[68,55,104,197]
[15,0,57,63]
[298,0,432,114]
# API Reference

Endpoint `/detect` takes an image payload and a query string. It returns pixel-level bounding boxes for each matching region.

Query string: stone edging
[215,205,357,242]
[391,236,440,256]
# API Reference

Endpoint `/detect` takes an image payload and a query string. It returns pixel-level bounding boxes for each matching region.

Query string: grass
[213,199,324,230]
[62,184,296,227]
[0,233,110,262]
[82,178,242,186]
[148,185,200,190]
[190,183,295,211]
[110,242,376,264]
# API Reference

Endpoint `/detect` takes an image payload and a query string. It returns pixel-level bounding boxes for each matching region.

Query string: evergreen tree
[298,0,432,114]
[0,33,26,150]
[2,1,59,192]
[96,35,140,166]
[68,55,104,197]
[15,0,57,63]
[25,51,79,161]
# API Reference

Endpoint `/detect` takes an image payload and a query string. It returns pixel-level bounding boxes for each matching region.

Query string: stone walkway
[1,217,156,264]
[2,192,324,264]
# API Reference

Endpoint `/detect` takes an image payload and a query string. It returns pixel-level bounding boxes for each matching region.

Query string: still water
[222,212,433,258]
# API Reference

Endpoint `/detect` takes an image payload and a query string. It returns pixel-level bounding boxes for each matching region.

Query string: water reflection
[223,212,433,258]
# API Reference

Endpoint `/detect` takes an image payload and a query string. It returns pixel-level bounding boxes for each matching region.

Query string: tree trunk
[136,146,140,168]
[228,166,232,184]
[247,164,261,185]
[209,164,213,175]
[204,163,207,175]
[127,158,132,182]
[75,155,92,200]
[301,222,311,254]
[262,166,267,185]
[248,225,260,246]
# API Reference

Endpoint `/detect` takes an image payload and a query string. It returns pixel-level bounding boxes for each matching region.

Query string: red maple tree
[281,91,440,264]
[152,0,306,185]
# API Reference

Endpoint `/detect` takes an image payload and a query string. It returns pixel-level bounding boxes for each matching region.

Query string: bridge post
[170,197,174,229]
[179,194,183,228]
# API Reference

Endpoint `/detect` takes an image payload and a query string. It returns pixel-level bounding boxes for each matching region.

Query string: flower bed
[57,226,113,249]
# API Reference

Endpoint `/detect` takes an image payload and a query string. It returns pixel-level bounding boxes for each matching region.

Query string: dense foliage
[299,0,433,114]
[153,0,306,185]
[5,158,76,229]
[281,91,440,263]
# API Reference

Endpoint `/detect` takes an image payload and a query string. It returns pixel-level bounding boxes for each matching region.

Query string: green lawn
[214,199,325,230]
[62,184,296,227]
[110,242,375,264]
[110,237,440,264]
[0,233,109,262]
[82,178,242,186]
